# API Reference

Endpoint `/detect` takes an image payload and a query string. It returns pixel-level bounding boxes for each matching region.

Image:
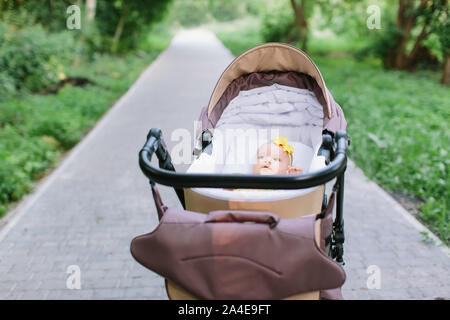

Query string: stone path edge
[348,161,449,257]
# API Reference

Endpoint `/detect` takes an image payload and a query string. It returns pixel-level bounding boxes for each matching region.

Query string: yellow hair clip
[273,136,294,163]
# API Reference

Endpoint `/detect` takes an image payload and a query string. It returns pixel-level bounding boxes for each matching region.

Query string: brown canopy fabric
[200,43,346,133]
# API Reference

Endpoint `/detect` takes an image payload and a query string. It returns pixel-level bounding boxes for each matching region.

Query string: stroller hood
[201,43,346,133]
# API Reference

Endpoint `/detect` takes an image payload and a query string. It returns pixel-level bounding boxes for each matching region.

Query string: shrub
[137,21,173,53]
[167,0,212,27]
[0,22,75,96]
[0,71,17,100]
[260,1,294,43]
[0,125,57,211]
[209,0,246,22]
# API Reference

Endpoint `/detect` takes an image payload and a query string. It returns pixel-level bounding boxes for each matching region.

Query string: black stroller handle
[139,128,349,190]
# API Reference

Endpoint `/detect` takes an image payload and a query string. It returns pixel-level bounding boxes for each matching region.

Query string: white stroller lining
[216,83,324,149]
[187,84,327,202]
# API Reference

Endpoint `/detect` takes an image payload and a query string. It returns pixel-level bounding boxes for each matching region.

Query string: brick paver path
[0,30,448,300]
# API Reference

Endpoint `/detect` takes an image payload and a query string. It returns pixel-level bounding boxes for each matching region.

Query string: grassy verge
[210,21,449,245]
[0,36,171,218]
[316,57,449,245]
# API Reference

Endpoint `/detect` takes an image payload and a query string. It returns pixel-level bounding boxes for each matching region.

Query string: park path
[0,30,448,300]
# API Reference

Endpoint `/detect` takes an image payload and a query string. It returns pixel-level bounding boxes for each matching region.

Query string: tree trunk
[384,0,428,70]
[111,3,129,53]
[86,0,96,21]
[290,0,309,51]
[442,53,450,85]
[73,0,84,67]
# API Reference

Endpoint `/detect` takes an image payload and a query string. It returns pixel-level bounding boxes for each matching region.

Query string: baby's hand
[287,166,303,175]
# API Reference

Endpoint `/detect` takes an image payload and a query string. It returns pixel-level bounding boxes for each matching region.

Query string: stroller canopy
[202,43,346,133]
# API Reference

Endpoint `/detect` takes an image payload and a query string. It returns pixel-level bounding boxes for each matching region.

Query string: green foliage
[356,0,449,67]
[0,0,73,31]
[167,0,212,27]
[0,71,17,100]
[421,0,449,57]
[0,22,75,96]
[168,0,272,27]
[314,0,373,38]
[208,0,246,22]
[315,56,449,244]
[354,15,401,65]
[138,22,173,53]
[0,0,172,54]
[0,125,57,206]
[95,0,171,52]
[260,1,294,42]
[244,0,270,17]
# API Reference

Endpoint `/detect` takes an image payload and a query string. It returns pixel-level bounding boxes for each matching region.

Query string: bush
[0,1,69,32]
[167,0,212,27]
[137,21,173,53]
[0,71,17,100]
[0,126,57,207]
[260,1,294,43]
[95,0,172,53]
[209,0,246,22]
[0,22,75,96]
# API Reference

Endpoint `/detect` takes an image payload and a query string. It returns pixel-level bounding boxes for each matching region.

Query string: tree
[260,0,313,51]
[289,0,312,51]
[207,0,246,22]
[86,0,96,21]
[431,2,449,84]
[383,0,448,70]
[0,0,74,31]
[95,0,171,53]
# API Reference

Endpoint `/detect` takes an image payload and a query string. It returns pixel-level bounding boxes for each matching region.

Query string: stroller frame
[138,127,349,265]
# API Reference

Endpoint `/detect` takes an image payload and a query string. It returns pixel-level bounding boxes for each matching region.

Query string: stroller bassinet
[132,43,350,300]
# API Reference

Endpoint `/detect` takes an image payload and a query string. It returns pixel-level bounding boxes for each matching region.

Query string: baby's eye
[258,155,264,159]
[273,157,280,162]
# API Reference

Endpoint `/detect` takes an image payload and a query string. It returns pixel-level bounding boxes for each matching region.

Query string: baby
[223,137,302,191]
[252,137,303,175]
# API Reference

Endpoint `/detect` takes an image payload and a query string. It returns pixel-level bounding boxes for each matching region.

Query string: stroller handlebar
[139,128,349,190]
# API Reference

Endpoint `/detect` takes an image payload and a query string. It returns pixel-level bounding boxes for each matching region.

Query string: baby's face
[252,143,291,175]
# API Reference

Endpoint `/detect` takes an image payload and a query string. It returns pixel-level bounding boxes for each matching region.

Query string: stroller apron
[132,43,350,300]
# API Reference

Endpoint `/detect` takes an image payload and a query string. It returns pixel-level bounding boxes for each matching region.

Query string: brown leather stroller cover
[131,189,345,300]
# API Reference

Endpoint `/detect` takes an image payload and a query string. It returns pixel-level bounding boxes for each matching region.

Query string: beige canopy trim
[207,43,332,118]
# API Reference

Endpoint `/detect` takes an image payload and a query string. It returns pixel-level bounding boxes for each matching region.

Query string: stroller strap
[205,210,280,229]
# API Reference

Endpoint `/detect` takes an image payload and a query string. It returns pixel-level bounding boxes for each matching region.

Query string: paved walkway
[0,30,448,300]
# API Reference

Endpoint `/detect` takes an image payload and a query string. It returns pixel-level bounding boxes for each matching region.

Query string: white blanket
[216,83,324,147]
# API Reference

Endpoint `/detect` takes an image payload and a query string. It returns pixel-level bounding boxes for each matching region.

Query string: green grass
[212,21,450,245]
[316,57,449,245]
[0,37,170,217]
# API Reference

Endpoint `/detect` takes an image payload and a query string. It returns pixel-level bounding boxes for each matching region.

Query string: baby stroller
[131,43,350,300]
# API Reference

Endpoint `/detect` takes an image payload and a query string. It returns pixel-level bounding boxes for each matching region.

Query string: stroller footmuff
[132,43,350,300]
[130,192,345,300]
